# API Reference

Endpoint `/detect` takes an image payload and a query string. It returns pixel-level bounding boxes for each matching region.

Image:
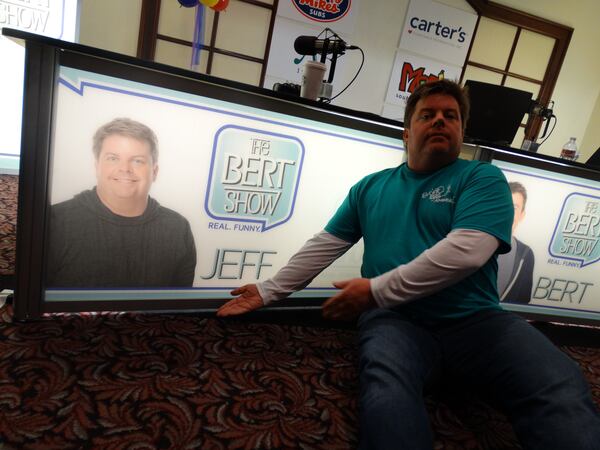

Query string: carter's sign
[292,0,351,22]
[399,0,476,66]
[549,193,600,267]
[205,125,304,231]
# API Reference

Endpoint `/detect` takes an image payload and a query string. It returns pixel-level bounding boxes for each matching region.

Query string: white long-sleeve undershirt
[257,229,500,307]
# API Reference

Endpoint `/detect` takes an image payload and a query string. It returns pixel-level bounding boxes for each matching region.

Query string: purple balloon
[178,0,198,7]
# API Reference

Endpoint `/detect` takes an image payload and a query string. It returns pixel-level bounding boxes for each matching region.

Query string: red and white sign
[382,51,462,121]
[276,0,357,35]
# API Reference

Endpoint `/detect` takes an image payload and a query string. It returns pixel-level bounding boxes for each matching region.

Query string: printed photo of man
[47,118,196,288]
[498,181,535,303]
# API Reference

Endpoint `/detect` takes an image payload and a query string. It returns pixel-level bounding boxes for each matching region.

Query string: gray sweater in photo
[47,189,196,288]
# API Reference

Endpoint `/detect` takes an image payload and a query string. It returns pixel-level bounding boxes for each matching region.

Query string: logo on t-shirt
[205,125,305,232]
[422,185,455,203]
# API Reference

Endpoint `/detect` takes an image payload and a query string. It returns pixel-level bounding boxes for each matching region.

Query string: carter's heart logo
[408,29,412,33]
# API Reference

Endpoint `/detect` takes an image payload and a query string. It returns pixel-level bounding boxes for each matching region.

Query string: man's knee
[528,347,590,401]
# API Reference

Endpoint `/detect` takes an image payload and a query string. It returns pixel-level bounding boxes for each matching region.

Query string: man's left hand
[322,278,377,321]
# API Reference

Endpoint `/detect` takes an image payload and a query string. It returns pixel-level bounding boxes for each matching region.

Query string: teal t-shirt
[325,159,513,323]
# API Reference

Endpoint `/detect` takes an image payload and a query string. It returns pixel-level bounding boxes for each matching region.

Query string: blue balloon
[178,0,198,7]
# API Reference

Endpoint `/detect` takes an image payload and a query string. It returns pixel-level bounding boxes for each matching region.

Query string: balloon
[199,0,219,7]
[211,0,229,11]
[177,0,198,7]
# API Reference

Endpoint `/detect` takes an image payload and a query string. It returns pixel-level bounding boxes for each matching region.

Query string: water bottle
[560,137,579,161]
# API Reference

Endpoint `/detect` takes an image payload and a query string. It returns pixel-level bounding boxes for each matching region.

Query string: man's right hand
[216,284,264,317]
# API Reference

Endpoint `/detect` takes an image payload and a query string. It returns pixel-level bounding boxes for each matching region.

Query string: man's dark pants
[357,307,600,450]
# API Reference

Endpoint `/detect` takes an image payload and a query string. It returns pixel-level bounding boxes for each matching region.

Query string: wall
[75,0,600,161]
[489,0,600,160]
[581,91,600,158]
[78,0,142,57]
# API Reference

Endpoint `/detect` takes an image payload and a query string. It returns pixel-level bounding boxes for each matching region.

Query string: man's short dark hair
[93,118,158,163]
[509,181,528,211]
[403,80,470,131]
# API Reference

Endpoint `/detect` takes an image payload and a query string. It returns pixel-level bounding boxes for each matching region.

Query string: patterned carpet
[1,302,599,449]
[1,174,599,449]
[0,306,362,449]
[0,175,17,278]
[0,305,478,449]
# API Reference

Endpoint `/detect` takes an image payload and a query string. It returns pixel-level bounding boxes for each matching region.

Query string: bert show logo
[205,125,305,231]
[549,192,600,267]
[292,0,351,22]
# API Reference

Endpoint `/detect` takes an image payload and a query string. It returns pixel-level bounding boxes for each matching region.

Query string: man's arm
[370,228,499,307]
[218,228,499,318]
[257,231,354,304]
[216,230,353,316]
[321,229,499,319]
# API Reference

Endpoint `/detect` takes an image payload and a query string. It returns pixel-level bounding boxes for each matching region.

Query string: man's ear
[402,128,409,151]
[152,164,159,181]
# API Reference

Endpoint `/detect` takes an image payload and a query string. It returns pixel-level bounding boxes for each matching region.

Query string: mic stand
[319,51,337,100]
[319,39,330,64]
[312,28,346,102]
[317,38,343,101]
[327,51,338,84]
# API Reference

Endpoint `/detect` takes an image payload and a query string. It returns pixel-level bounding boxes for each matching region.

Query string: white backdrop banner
[264,1,357,95]
[263,17,349,92]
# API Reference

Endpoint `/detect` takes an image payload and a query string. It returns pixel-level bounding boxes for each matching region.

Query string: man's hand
[322,278,376,321]
[216,284,264,317]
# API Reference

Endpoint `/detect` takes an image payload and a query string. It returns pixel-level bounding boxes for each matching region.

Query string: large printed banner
[494,159,600,321]
[46,66,404,302]
[0,0,78,173]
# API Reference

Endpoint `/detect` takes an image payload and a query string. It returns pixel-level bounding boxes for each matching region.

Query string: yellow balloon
[199,0,219,6]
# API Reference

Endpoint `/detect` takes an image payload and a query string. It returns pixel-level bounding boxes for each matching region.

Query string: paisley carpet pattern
[0,306,360,449]
[1,304,599,449]
[0,175,17,277]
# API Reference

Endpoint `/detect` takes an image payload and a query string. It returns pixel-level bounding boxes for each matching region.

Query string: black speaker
[464,80,533,147]
[586,147,600,169]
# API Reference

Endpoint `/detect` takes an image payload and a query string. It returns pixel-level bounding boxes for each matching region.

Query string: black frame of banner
[6,28,600,325]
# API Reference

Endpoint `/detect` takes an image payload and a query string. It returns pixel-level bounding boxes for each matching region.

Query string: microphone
[294,36,357,55]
